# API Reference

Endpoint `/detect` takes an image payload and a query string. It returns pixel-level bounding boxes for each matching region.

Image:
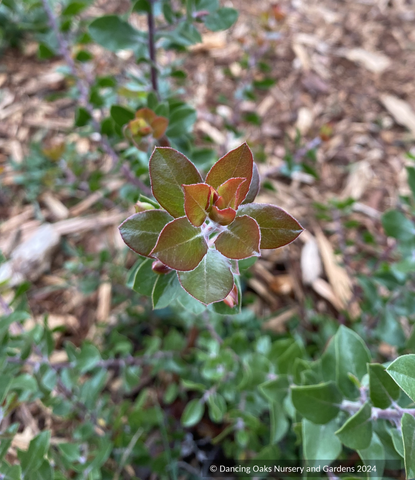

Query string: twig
[147,0,159,95]
[41,0,152,195]
[340,400,415,421]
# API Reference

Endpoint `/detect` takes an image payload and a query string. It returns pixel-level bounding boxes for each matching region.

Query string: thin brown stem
[147,0,159,95]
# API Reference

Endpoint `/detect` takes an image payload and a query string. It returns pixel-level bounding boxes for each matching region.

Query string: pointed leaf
[209,205,236,226]
[178,249,233,305]
[181,399,204,427]
[335,326,371,398]
[357,433,384,479]
[152,271,182,309]
[291,382,342,424]
[237,203,303,249]
[215,215,260,259]
[303,419,342,467]
[386,354,415,402]
[368,363,400,409]
[150,217,208,271]
[119,210,173,257]
[205,143,253,203]
[216,177,246,209]
[132,258,158,295]
[335,402,372,450]
[242,163,260,204]
[149,147,202,218]
[182,183,211,227]
[402,413,415,479]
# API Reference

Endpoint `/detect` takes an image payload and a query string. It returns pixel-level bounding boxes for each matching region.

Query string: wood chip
[262,307,298,333]
[196,120,226,144]
[343,48,391,73]
[380,94,415,136]
[314,227,353,310]
[53,211,127,235]
[41,192,69,220]
[301,236,322,285]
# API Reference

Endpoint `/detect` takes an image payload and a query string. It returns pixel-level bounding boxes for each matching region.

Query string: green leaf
[382,210,415,243]
[0,375,12,403]
[176,287,207,314]
[110,105,135,127]
[152,271,182,309]
[270,402,289,443]
[237,203,303,249]
[166,106,197,137]
[368,363,400,409]
[77,343,101,373]
[62,1,88,16]
[182,183,211,227]
[149,147,202,218]
[259,376,289,403]
[206,143,253,203]
[0,463,21,480]
[75,106,91,127]
[151,217,207,271]
[402,413,415,478]
[357,433,384,479]
[207,393,226,423]
[181,399,204,427]
[242,163,260,204]
[291,382,342,424]
[89,15,144,52]
[335,326,371,398]
[303,419,342,467]
[178,249,233,305]
[215,215,261,260]
[407,166,415,200]
[58,443,80,462]
[335,402,372,450]
[390,428,404,458]
[203,7,238,32]
[18,431,50,476]
[133,258,158,296]
[132,0,150,13]
[119,210,173,257]
[386,354,415,402]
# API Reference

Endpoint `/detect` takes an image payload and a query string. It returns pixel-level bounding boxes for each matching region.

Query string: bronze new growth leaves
[119,143,304,307]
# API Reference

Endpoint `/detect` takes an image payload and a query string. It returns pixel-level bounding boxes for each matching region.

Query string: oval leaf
[242,162,260,204]
[89,15,143,52]
[386,354,415,402]
[215,215,260,259]
[119,210,173,257]
[150,217,208,271]
[178,249,233,305]
[237,203,303,249]
[182,183,211,227]
[152,271,182,309]
[402,413,415,479]
[368,363,400,409]
[291,382,342,425]
[149,147,202,218]
[181,399,204,427]
[335,402,373,450]
[205,143,253,204]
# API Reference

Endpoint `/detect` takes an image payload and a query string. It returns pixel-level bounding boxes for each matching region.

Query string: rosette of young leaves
[119,143,303,308]
[124,108,168,151]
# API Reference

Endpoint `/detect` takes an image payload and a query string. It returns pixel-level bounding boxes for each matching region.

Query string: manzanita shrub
[119,143,303,308]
